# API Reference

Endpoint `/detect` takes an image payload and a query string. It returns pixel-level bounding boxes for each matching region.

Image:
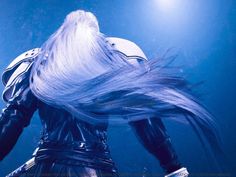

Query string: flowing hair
[30,10,224,165]
[30,10,130,108]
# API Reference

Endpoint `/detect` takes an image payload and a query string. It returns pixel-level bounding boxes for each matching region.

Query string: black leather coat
[0,49,181,177]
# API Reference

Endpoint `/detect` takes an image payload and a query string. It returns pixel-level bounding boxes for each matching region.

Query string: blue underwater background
[0,0,235,176]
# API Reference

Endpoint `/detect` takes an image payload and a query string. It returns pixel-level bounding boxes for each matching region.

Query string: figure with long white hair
[0,10,223,177]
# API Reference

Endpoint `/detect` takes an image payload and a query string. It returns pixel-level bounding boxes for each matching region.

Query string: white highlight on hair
[30,10,129,109]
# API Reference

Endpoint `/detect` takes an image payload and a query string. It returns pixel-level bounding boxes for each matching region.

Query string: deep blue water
[0,0,235,176]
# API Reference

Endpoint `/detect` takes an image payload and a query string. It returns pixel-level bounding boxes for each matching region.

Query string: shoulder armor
[1,48,40,102]
[106,37,148,65]
[2,48,40,86]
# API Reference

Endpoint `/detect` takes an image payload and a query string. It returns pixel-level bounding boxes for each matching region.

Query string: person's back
[0,41,186,177]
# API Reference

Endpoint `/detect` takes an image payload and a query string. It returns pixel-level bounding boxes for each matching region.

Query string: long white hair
[29,10,224,164]
[30,10,129,111]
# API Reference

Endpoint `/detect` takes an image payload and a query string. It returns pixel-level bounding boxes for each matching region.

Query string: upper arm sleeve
[0,84,38,161]
[0,49,39,160]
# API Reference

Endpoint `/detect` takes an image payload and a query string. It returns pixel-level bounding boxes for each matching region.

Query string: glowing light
[159,0,173,7]
[156,0,178,11]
